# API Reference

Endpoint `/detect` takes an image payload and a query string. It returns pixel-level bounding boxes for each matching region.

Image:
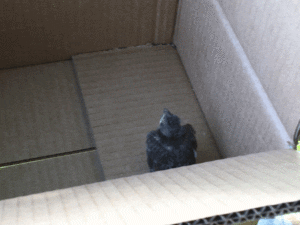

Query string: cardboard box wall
[0,0,178,69]
[1,0,300,224]
[174,0,294,158]
[174,0,299,158]
[217,0,300,138]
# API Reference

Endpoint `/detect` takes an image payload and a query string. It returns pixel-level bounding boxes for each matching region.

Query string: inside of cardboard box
[0,44,222,200]
[1,1,299,224]
[3,45,298,224]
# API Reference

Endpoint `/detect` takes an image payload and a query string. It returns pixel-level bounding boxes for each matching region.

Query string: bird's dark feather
[146,122,197,172]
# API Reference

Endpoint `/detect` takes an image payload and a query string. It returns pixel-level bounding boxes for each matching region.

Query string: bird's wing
[184,124,197,149]
[181,124,197,164]
[146,130,175,171]
[146,130,161,154]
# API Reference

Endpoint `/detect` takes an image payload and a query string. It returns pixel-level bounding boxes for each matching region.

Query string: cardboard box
[1,0,300,224]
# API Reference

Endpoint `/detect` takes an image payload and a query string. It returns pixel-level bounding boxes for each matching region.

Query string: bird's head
[159,109,182,137]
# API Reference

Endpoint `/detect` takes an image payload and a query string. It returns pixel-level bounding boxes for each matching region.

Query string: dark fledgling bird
[146,109,197,172]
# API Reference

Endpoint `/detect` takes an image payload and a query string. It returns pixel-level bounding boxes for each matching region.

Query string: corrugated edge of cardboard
[0,149,299,225]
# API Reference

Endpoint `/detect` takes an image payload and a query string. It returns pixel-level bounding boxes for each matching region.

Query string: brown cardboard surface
[173,0,292,158]
[72,45,221,180]
[217,0,300,139]
[1,149,299,224]
[0,61,92,164]
[0,0,178,69]
[0,150,105,201]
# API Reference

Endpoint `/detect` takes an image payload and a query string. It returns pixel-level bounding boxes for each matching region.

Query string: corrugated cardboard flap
[1,149,299,224]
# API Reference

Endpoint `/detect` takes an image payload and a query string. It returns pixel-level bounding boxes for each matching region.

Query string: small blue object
[257,215,294,225]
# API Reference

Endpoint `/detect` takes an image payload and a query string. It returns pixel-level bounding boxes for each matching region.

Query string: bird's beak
[159,113,165,125]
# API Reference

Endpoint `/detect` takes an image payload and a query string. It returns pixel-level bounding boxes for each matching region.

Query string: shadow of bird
[146,109,197,172]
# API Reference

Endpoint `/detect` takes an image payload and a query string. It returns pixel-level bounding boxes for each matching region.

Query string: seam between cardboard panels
[154,0,179,44]
[172,41,223,158]
[171,1,222,158]
[160,0,178,44]
[0,147,97,169]
[72,43,176,59]
[172,0,182,43]
[154,0,162,43]
[71,58,106,181]
[161,0,168,42]
[212,0,292,148]
[71,59,96,148]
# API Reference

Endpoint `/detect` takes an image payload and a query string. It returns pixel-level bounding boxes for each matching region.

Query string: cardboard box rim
[1,149,300,225]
